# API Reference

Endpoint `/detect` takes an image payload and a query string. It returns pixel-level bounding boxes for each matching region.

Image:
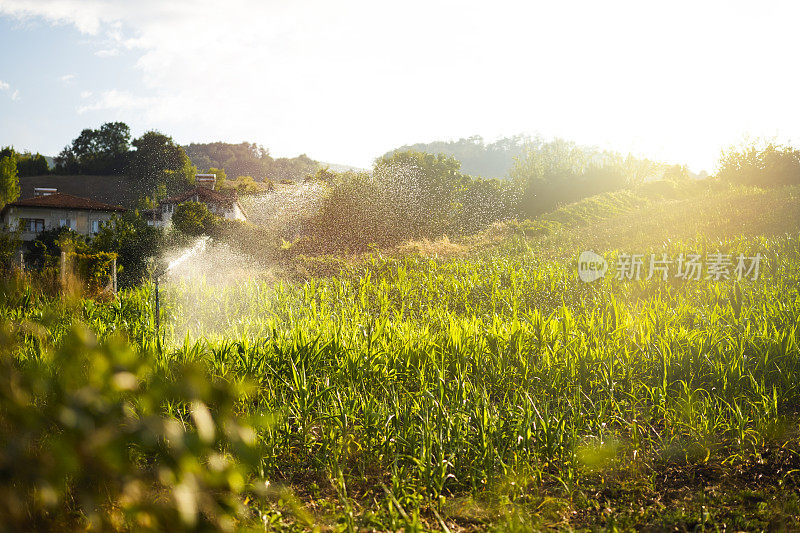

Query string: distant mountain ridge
[319,162,369,173]
[383,135,531,179]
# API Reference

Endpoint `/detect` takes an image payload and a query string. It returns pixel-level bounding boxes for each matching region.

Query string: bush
[26,227,86,270]
[0,227,21,272]
[0,319,262,531]
[218,176,271,195]
[302,152,518,254]
[716,141,800,187]
[92,212,162,289]
[172,202,217,237]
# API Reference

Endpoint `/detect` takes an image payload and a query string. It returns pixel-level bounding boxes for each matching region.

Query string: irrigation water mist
[152,166,516,342]
[241,181,326,239]
[156,236,280,342]
[165,236,209,273]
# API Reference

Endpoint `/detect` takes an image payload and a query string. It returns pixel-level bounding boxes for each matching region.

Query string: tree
[54,122,131,175]
[383,134,532,178]
[183,142,274,180]
[127,131,196,197]
[171,201,216,236]
[716,141,800,187]
[91,212,162,288]
[267,154,318,181]
[0,154,20,208]
[452,176,518,235]
[218,175,270,195]
[509,139,630,217]
[26,227,87,270]
[17,152,50,177]
[0,147,51,177]
[374,150,465,239]
[203,167,227,186]
[663,164,690,182]
[182,142,321,182]
[307,166,338,184]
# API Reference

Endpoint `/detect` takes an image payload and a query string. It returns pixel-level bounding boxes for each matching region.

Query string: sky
[0,0,799,172]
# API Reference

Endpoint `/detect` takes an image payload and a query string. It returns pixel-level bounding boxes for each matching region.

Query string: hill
[383,134,529,178]
[400,181,800,271]
[182,141,319,181]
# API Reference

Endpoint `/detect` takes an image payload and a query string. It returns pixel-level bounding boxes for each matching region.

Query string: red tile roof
[4,193,127,212]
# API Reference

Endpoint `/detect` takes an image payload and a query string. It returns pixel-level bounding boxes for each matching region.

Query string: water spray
[151,236,210,343]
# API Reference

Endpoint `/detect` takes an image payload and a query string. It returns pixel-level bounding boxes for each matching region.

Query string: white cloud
[0,79,18,100]
[58,73,76,85]
[94,48,118,57]
[80,90,92,98]
[2,0,800,169]
[77,88,155,114]
[0,0,117,34]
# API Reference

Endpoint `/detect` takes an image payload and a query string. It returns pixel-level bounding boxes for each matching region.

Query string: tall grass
[1,189,799,529]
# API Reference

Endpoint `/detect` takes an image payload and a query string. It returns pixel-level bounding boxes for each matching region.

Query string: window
[21,219,44,232]
[91,220,102,234]
[59,218,75,229]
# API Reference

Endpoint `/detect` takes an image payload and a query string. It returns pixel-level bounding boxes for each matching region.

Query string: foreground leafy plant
[0,319,262,531]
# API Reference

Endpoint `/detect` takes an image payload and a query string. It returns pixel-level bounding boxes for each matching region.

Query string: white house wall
[159,201,247,224]
[2,206,118,241]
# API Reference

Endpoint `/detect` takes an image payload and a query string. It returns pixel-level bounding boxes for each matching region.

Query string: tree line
[4,126,800,284]
[300,138,800,253]
[183,141,319,182]
[383,135,530,179]
[52,122,195,198]
[40,123,319,190]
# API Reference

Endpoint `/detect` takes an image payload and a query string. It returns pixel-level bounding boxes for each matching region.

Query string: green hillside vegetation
[383,135,691,185]
[1,164,799,529]
[183,142,319,182]
[0,146,49,177]
[383,135,531,178]
[485,181,800,259]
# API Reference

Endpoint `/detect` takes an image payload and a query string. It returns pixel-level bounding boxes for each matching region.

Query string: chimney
[196,174,216,189]
[34,187,57,197]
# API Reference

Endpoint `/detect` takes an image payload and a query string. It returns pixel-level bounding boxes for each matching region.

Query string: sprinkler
[150,236,210,346]
[151,263,166,347]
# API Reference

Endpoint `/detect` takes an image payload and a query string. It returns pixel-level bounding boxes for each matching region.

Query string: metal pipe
[154,275,160,342]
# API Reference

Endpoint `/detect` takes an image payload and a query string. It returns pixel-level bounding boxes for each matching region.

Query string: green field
[2,184,800,531]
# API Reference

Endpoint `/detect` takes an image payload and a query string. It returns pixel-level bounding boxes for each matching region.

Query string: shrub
[218,176,271,195]
[0,227,21,272]
[172,201,217,237]
[92,212,162,289]
[716,141,800,187]
[0,320,262,531]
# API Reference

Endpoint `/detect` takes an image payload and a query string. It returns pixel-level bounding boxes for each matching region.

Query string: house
[1,191,126,241]
[150,175,247,227]
[15,173,246,229]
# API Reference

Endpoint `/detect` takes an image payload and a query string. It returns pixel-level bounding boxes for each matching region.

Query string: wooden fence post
[60,251,66,290]
[112,256,117,294]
